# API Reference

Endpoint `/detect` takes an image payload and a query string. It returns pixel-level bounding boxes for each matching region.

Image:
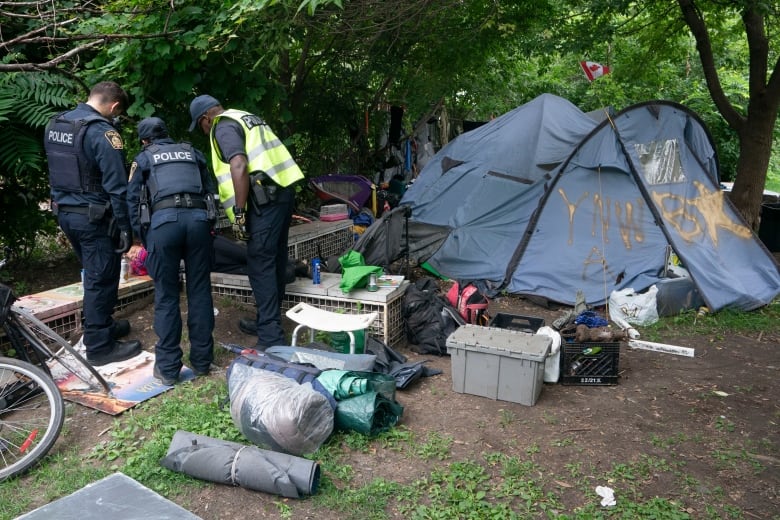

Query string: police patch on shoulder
[128,161,138,182]
[104,130,124,149]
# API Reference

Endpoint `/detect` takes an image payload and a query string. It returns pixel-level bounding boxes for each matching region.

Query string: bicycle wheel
[0,356,65,481]
[9,307,111,394]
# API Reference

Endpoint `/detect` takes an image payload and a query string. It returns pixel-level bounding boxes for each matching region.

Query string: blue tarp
[395,94,780,311]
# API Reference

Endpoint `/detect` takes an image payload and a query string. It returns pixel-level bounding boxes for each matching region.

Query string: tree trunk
[678,0,780,231]
[730,129,772,230]
[729,89,779,229]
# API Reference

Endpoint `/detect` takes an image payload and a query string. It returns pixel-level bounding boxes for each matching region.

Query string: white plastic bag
[536,326,562,383]
[608,286,659,326]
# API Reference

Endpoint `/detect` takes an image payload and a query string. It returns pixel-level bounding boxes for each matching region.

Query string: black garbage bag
[160,430,320,498]
[364,336,442,389]
[403,277,464,355]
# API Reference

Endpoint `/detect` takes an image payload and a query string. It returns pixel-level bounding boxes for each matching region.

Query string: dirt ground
[10,255,780,519]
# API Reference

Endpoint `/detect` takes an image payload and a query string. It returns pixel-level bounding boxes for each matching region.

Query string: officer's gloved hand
[233,207,249,241]
[115,229,132,254]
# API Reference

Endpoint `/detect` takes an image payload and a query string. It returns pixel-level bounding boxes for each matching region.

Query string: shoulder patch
[104,130,124,150]
[128,161,138,182]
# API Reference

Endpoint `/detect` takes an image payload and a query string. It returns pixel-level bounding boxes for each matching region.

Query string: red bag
[447,282,490,325]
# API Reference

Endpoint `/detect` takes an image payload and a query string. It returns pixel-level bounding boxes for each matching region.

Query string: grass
[2,305,777,519]
[642,299,780,342]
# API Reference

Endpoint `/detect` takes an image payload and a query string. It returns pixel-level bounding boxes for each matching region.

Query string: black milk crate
[488,312,545,333]
[560,342,620,385]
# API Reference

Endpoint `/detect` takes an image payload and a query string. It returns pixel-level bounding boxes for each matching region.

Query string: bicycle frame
[0,257,111,396]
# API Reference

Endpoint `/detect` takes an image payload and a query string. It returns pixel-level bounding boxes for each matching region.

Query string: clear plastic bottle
[367,272,378,292]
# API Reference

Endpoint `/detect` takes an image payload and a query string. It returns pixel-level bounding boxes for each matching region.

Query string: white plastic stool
[285,302,377,354]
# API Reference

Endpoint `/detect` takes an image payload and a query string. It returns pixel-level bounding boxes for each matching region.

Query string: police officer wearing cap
[44,81,142,366]
[189,95,304,349]
[127,117,218,385]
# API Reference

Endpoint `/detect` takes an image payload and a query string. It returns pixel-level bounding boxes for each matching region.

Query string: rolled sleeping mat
[160,430,320,498]
[265,345,376,372]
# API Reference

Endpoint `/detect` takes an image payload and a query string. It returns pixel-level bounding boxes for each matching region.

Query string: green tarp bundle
[317,370,403,435]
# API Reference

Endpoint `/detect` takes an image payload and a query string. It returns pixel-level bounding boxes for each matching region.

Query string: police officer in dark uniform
[127,117,217,385]
[44,81,141,366]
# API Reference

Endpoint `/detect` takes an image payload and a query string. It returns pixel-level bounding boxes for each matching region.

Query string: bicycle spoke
[0,358,64,480]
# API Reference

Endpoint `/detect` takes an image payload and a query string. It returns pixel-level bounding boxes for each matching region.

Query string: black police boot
[87,339,142,367]
[113,319,131,339]
[238,317,257,335]
[153,364,178,386]
[192,363,220,377]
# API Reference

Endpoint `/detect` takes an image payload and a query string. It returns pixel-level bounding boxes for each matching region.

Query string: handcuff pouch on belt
[139,184,151,227]
[204,193,217,222]
[249,171,278,212]
[88,202,109,224]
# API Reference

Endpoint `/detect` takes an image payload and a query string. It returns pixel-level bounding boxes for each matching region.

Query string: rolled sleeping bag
[228,363,334,456]
[160,430,320,498]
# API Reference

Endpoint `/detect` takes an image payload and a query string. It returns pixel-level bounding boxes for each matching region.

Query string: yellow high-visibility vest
[209,109,304,222]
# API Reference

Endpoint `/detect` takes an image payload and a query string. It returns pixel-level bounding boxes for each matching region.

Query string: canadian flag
[580,61,611,81]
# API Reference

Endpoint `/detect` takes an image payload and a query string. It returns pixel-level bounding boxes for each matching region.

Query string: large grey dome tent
[356,93,780,312]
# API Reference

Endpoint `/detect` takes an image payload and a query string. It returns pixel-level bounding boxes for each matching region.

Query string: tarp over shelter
[358,93,780,312]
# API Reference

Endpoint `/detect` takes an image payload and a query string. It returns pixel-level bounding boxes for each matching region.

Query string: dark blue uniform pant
[247,186,295,348]
[58,211,121,357]
[145,208,214,377]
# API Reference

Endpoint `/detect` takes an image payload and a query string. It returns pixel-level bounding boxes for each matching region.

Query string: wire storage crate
[281,287,408,348]
[287,220,354,261]
[4,276,154,345]
[210,271,408,347]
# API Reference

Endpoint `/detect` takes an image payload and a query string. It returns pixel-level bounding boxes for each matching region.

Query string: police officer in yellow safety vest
[189,95,304,349]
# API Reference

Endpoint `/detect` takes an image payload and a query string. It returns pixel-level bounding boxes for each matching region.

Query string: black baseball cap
[188,94,220,132]
[137,117,169,142]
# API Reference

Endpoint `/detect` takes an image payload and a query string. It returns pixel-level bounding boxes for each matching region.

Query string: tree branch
[0,39,104,72]
[677,0,745,131]
[0,30,181,72]
[0,18,78,50]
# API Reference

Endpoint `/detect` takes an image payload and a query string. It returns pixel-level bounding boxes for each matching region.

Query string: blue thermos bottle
[312,257,321,285]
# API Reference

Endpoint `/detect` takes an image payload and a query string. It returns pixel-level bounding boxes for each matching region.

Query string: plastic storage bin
[320,204,349,222]
[447,325,551,406]
[488,313,545,333]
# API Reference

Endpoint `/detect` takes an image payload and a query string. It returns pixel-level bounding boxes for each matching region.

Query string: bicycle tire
[0,356,65,481]
[9,307,111,394]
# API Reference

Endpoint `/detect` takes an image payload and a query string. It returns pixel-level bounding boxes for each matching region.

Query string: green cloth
[317,370,404,435]
[317,370,403,435]
[335,391,404,435]
[421,261,448,280]
[316,370,396,402]
[338,250,383,293]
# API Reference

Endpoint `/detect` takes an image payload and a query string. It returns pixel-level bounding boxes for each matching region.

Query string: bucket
[329,329,366,354]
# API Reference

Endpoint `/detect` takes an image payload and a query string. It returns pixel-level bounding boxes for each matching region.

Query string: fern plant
[0,73,79,260]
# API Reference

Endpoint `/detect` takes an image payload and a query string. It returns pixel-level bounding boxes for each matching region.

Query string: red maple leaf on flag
[580,61,611,81]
